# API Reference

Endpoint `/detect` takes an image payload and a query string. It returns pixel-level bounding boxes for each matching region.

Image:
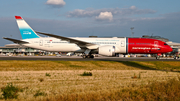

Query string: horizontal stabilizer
[3,37,29,44]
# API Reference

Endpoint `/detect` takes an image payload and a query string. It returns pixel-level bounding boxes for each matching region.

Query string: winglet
[15,16,23,19]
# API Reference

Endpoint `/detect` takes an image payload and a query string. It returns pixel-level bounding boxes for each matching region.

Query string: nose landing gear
[156,56,160,60]
[156,53,161,60]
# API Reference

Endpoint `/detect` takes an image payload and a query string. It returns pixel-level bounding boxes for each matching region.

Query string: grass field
[0,60,180,101]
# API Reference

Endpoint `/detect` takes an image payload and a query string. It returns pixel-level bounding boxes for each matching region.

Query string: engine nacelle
[98,46,116,56]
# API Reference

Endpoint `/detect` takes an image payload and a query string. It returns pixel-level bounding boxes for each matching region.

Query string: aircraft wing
[36,31,97,49]
[3,37,29,44]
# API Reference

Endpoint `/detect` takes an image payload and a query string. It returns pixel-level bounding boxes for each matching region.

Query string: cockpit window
[164,43,168,45]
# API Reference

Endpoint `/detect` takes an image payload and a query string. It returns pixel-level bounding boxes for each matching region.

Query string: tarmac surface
[0,55,179,61]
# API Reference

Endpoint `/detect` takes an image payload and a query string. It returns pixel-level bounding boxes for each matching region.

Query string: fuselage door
[39,40,43,46]
[154,41,158,48]
[121,41,125,47]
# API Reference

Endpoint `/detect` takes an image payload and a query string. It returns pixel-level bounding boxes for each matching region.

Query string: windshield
[164,43,168,45]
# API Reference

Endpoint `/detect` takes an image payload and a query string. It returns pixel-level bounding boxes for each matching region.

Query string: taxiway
[0,56,178,61]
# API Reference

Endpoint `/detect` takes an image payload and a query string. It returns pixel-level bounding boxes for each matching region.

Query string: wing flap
[3,37,29,44]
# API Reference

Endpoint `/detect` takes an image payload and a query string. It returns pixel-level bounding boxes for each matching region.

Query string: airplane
[3,16,173,59]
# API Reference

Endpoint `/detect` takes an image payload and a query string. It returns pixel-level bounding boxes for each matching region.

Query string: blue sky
[0,0,180,46]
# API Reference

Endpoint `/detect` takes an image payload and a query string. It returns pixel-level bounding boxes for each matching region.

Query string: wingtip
[15,16,23,19]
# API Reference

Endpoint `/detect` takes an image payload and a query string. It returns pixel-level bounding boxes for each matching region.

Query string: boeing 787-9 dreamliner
[3,16,172,59]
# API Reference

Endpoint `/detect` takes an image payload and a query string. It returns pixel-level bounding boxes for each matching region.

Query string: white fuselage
[22,37,127,53]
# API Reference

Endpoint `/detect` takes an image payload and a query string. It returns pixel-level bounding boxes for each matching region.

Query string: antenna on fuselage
[130,27,134,37]
[151,33,153,37]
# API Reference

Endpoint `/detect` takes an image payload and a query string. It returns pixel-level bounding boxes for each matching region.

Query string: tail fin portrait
[15,16,40,39]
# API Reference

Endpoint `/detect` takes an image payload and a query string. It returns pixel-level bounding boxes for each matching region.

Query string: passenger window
[164,43,167,45]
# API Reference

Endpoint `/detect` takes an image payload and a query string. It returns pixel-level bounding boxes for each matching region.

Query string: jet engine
[98,46,116,56]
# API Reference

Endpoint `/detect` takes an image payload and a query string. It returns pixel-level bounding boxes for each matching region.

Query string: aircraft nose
[167,47,173,52]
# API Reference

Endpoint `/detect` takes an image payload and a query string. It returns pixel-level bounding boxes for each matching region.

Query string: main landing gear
[82,54,94,59]
[82,49,94,59]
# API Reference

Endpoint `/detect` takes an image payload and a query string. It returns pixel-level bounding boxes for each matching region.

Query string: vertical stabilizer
[15,16,40,39]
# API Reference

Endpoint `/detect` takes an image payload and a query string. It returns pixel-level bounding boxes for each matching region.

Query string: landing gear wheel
[156,56,160,60]
[87,55,90,58]
[82,55,86,59]
[82,55,94,59]
[90,55,94,58]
